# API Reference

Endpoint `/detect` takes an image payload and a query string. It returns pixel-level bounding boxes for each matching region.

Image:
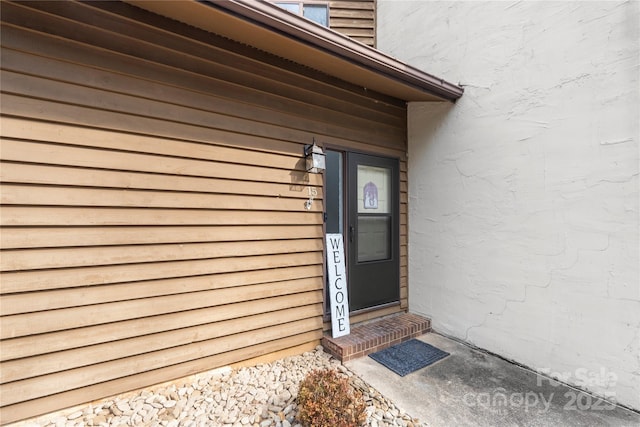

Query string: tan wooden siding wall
[0,0,404,423]
[330,0,376,47]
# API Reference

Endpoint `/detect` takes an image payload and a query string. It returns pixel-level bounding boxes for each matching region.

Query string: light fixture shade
[305,143,326,173]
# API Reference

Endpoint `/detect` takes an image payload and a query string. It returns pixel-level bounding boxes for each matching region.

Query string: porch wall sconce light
[304,141,326,174]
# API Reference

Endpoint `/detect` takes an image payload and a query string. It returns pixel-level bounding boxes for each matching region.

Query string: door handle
[349,225,355,243]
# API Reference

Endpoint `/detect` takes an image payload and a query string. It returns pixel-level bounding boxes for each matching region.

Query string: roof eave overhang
[123,0,463,103]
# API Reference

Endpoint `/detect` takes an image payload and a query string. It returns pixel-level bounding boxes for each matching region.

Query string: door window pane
[357,165,391,213]
[357,216,390,262]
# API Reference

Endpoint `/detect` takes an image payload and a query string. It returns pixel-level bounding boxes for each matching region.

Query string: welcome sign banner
[325,233,350,338]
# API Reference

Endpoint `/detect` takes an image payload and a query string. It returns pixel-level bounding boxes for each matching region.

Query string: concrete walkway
[346,333,640,427]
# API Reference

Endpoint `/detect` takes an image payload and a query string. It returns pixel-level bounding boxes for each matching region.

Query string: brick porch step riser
[321,313,431,362]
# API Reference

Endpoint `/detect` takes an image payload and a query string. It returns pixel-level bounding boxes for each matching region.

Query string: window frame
[272,1,330,27]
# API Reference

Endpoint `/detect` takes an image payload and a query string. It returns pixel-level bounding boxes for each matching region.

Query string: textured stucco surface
[377,0,639,410]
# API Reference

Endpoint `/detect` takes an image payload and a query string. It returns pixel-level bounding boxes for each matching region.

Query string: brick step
[321,312,431,362]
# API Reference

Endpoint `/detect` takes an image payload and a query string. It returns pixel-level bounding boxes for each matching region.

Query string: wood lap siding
[0,0,406,423]
[330,0,376,47]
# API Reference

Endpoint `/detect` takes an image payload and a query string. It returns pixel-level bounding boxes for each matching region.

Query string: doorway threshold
[322,312,431,362]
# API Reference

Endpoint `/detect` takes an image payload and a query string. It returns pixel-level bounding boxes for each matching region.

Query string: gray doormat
[368,339,449,376]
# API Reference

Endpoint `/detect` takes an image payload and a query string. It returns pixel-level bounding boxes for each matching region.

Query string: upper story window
[273,2,329,27]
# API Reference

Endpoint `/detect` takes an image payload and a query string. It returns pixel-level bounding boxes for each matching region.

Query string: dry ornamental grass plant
[296,368,366,427]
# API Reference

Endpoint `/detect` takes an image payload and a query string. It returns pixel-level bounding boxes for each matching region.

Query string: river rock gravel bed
[19,346,425,427]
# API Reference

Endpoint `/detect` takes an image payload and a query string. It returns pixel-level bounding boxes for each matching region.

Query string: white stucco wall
[378,1,639,409]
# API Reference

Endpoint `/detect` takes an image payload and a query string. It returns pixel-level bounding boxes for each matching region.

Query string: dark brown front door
[325,150,400,313]
[347,152,400,311]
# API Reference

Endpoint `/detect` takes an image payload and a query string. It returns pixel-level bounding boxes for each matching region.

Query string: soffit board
[123,0,463,102]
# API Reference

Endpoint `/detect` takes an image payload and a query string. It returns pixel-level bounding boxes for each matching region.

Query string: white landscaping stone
[21,347,425,426]
[162,400,177,408]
